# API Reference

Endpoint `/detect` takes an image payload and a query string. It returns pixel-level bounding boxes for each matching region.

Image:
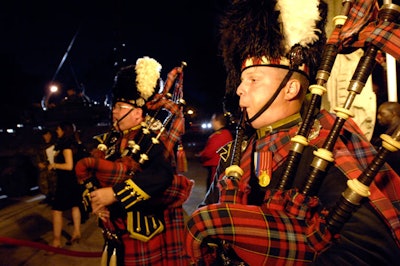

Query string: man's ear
[134,107,144,117]
[284,79,301,100]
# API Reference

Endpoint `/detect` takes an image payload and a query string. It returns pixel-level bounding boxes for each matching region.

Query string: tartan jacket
[186,110,400,265]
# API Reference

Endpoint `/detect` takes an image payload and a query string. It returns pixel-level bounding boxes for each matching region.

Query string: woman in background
[48,121,81,249]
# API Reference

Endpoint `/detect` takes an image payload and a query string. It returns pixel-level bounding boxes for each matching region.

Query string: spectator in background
[35,128,57,205]
[197,112,233,190]
[47,121,82,250]
[372,101,400,175]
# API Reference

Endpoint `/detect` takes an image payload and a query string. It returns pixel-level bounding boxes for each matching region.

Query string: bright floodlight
[50,85,58,93]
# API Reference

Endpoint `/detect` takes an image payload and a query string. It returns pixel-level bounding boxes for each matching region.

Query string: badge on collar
[254,151,272,187]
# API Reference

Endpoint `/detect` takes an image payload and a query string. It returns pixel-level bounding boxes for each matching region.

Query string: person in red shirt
[198,112,233,190]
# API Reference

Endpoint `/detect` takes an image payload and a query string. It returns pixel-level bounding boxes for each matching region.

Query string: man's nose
[236,84,244,96]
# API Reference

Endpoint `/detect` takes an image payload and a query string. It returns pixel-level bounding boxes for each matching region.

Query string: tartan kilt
[185,202,327,265]
[123,206,191,266]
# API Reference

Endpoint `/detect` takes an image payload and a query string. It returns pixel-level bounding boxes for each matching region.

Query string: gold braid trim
[116,179,150,209]
[127,211,164,242]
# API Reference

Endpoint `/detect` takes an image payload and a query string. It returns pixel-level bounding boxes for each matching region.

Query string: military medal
[255,151,272,187]
[259,170,270,187]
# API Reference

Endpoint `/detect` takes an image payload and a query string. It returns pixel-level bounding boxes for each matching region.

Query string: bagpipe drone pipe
[185,1,400,264]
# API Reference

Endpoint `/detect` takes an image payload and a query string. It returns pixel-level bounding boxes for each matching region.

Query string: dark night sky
[0,0,228,124]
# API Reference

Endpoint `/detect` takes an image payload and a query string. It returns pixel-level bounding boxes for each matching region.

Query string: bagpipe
[185,1,400,264]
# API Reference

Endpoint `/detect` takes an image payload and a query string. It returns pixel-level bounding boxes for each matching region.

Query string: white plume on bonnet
[276,0,322,52]
[135,56,162,101]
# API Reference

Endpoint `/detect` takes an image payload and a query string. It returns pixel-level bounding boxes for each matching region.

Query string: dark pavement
[0,155,207,266]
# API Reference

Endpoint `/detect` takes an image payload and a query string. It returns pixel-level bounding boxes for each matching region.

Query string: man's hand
[90,187,117,217]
